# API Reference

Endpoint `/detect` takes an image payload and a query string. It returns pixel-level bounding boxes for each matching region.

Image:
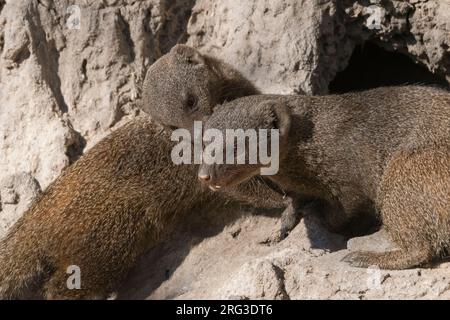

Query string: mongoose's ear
[170,44,205,66]
[271,100,291,139]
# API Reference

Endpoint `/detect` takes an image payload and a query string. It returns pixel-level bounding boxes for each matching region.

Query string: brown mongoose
[0,118,283,300]
[197,86,450,270]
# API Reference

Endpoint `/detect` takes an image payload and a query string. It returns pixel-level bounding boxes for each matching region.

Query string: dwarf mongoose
[0,118,283,300]
[198,86,450,269]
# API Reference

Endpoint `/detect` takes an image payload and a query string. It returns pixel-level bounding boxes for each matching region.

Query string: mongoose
[198,86,450,270]
[0,118,283,300]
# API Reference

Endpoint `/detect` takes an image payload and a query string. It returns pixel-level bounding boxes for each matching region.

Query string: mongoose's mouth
[200,167,260,192]
[209,185,222,192]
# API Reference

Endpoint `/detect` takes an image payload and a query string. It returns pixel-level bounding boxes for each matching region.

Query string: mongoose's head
[142,45,222,130]
[198,98,291,191]
[142,45,260,130]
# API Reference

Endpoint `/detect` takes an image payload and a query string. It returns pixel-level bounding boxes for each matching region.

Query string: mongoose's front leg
[258,177,308,240]
[280,196,303,239]
[280,194,330,239]
[342,248,431,269]
[256,198,302,245]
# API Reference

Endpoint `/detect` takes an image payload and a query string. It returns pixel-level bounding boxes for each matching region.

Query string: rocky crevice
[116,10,136,63]
[32,3,69,114]
[344,0,450,85]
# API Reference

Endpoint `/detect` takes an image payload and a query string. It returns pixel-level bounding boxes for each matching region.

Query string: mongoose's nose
[198,174,211,183]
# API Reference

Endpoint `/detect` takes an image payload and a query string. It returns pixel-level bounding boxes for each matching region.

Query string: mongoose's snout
[198,165,221,191]
[198,173,211,183]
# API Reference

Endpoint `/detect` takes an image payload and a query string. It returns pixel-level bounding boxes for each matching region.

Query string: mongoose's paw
[342,249,430,270]
[279,198,303,240]
[341,251,380,268]
[280,217,301,240]
[258,229,283,246]
[258,218,302,246]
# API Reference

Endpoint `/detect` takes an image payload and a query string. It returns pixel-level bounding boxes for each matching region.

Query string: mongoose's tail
[0,219,50,299]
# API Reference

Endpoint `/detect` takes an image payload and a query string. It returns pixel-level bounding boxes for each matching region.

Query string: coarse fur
[199,86,450,269]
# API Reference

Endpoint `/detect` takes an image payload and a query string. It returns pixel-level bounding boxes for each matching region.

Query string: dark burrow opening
[329,42,449,94]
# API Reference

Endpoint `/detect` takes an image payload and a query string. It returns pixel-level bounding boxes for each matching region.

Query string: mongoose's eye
[185,94,199,112]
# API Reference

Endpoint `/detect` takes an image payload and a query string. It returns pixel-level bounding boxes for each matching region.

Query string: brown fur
[0,118,282,299]
[199,86,450,269]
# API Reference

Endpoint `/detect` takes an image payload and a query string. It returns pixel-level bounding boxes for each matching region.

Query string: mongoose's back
[0,117,282,299]
[322,86,450,147]
[304,86,450,196]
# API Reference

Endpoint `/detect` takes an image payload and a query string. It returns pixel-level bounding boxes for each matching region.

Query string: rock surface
[0,172,41,235]
[345,0,450,84]
[188,0,353,95]
[188,0,450,94]
[0,0,449,299]
[119,208,450,300]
